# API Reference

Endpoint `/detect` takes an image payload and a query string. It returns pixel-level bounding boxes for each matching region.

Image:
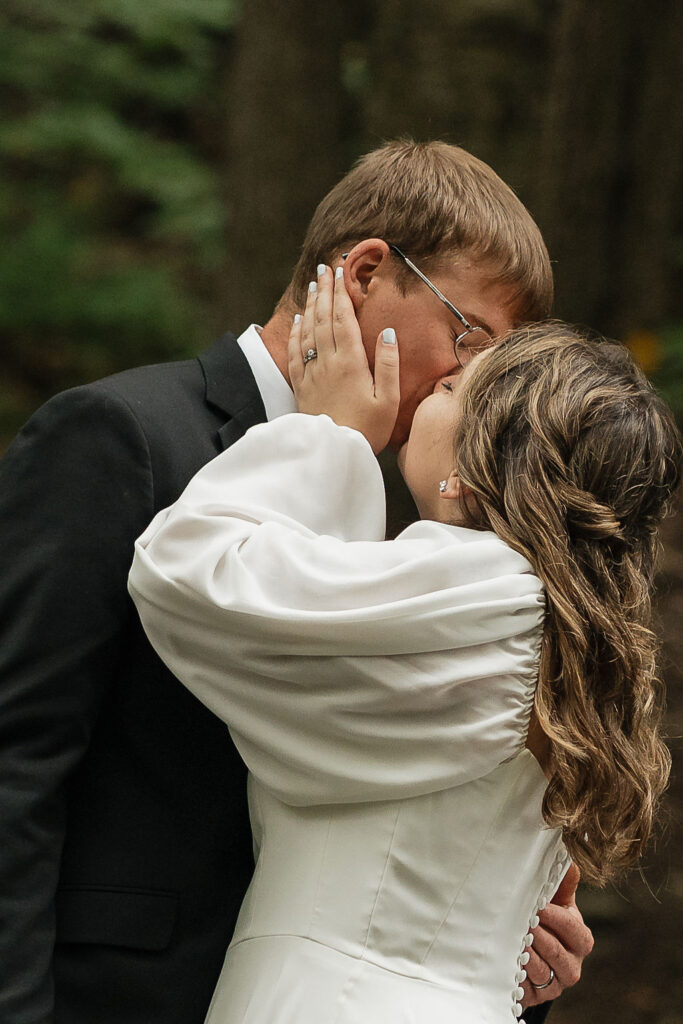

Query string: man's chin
[390,391,432,452]
[387,422,412,452]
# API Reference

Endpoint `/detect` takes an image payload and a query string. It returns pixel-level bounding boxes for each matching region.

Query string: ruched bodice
[203,750,567,1024]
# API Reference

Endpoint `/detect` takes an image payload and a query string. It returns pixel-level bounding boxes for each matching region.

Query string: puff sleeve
[129,414,544,805]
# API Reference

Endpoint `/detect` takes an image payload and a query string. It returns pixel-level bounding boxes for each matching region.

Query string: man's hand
[521,863,594,1010]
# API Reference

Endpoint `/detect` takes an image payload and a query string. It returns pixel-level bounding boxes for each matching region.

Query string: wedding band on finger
[531,967,555,991]
[303,348,318,365]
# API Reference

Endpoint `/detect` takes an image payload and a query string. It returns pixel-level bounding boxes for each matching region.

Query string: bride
[129,267,680,1023]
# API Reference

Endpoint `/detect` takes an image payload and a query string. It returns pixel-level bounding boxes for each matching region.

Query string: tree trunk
[365,0,550,201]
[219,0,346,330]
[614,0,683,333]
[535,0,683,335]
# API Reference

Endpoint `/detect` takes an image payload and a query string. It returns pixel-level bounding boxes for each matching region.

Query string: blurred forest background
[1,1,682,1021]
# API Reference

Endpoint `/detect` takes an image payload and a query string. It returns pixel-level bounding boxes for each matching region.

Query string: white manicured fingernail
[308,281,317,294]
[293,313,301,325]
[335,266,344,280]
[382,328,396,345]
[317,263,327,277]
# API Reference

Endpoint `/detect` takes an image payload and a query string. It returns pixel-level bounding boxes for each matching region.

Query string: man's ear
[339,239,392,309]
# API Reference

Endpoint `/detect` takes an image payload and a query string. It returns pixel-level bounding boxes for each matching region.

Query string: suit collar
[198,332,268,450]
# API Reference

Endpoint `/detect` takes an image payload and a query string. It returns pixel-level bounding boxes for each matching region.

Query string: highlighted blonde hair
[457,323,682,884]
[285,140,553,325]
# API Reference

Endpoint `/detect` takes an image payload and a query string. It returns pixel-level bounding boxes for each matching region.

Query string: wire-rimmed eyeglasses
[386,244,494,369]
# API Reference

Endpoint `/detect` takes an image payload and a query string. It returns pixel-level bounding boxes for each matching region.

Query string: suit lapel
[198,332,268,451]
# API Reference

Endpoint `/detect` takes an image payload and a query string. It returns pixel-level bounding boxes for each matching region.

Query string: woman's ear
[439,469,465,502]
[440,470,480,526]
[339,239,392,307]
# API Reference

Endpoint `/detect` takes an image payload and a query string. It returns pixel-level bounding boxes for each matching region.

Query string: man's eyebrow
[460,310,494,338]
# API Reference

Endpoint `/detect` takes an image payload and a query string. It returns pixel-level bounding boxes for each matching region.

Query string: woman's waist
[229,928,461,986]
[222,933,508,1022]
[228,920,523,1017]
[232,844,550,992]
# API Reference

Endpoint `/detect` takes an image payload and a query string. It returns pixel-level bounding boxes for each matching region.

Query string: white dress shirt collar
[236,324,296,422]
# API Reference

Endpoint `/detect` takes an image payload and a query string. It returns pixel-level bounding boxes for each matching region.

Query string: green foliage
[653,323,683,425]
[0,0,241,440]
[0,182,193,346]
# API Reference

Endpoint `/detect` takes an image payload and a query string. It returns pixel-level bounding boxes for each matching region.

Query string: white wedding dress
[129,414,569,1024]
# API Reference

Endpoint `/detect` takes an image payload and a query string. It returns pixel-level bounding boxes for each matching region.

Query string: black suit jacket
[0,334,550,1024]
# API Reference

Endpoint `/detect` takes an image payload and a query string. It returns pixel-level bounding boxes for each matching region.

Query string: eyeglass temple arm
[341,246,473,333]
[387,245,472,331]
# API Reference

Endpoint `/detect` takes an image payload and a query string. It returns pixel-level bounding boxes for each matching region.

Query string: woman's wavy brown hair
[455,322,682,884]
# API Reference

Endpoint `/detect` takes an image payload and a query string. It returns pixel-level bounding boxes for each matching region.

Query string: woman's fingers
[332,264,365,359]
[299,265,335,367]
[299,279,319,365]
[313,265,336,357]
[301,264,364,366]
[372,328,400,437]
[288,313,305,395]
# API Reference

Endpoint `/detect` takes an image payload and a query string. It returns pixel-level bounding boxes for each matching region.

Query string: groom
[0,140,591,1024]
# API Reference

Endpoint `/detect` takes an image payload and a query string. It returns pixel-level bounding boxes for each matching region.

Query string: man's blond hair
[285,139,553,324]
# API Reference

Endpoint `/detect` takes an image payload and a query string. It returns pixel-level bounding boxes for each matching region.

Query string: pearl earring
[439,480,447,493]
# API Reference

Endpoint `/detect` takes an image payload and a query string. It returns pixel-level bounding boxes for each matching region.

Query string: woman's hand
[288,265,400,454]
